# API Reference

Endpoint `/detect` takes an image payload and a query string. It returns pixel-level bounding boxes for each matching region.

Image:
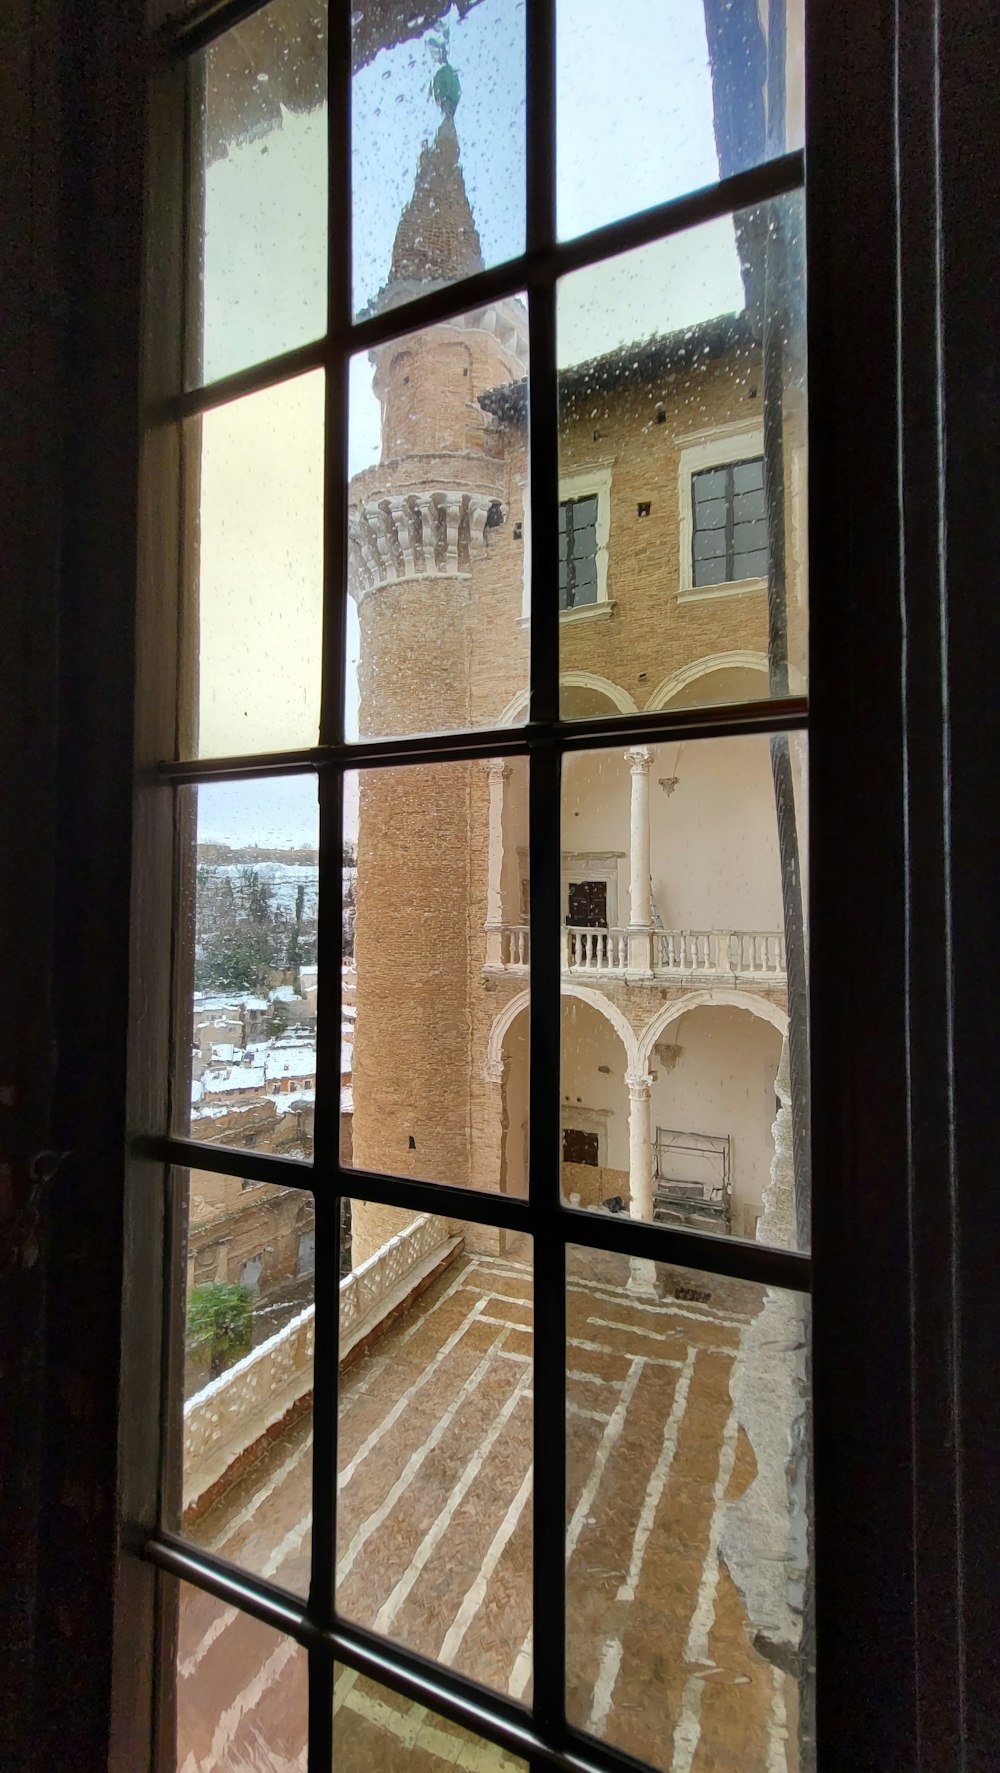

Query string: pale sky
[196,0,745,848]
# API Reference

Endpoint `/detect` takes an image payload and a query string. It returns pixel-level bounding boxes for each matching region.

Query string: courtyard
[177,1243,800,1772]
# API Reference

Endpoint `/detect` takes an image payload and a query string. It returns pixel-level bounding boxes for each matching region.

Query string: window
[9,0,990,1766]
[555,468,612,619]
[128,4,819,1772]
[691,456,768,587]
[558,493,598,607]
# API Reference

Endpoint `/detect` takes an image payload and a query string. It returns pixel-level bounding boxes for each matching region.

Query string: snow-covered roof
[209,1043,241,1065]
[203,1065,266,1094]
[264,1047,315,1081]
[274,1088,317,1115]
[191,1078,204,1103]
[270,984,300,1003]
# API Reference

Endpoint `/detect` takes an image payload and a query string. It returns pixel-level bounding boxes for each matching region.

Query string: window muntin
[142,5,811,1772]
[691,455,768,587]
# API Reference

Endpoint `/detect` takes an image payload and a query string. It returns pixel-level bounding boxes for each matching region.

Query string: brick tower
[348,72,529,1263]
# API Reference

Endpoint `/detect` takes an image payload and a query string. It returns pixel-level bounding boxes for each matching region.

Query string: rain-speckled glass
[559,732,809,1251]
[175,775,319,1162]
[174,1577,308,1767]
[556,0,805,240]
[179,1175,315,1592]
[186,371,324,758]
[344,756,530,1196]
[346,309,529,743]
[336,1208,532,1698]
[566,1245,812,1769]
[191,0,328,387]
[351,0,525,320]
[556,192,807,718]
[333,1662,530,1770]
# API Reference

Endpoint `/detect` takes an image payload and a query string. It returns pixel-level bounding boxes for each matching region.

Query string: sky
[196,0,747,849]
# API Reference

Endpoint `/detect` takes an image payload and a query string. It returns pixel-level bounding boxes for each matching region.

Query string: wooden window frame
[18,2,996,1772]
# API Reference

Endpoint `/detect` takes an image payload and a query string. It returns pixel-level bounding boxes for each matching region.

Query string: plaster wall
[561,734,783,934]
[648,1005,783,1239]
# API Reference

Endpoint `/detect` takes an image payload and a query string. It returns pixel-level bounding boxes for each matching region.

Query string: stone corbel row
[348,490,503,596]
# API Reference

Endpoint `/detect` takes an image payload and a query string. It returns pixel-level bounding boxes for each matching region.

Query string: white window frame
[676,421,768,604]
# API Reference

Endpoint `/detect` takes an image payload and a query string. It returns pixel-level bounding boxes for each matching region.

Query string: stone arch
[495,672,638,728]
[644,651,771,711]
[486,983,641,1079]
[637,988,788,1070]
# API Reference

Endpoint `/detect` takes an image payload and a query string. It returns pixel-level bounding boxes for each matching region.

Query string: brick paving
[177,1247,798,1771]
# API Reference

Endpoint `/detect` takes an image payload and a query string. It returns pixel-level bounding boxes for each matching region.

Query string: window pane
[192,0,327,386]
[556,0,804,240]
[693,555,728,589]
[566,1247,812,1769]
[333,1663,529,1771]
[557,193,806,717]
[175,1578,308,1768]
[351,0,525,320]
[345,758,530,1198]
[347,307,529,742]
[177,777,319,1164]
[337,1208,532,1698]
[186,372,324,757]
[733,457,765,493]
[179,1176,314,1594]
[560,734,809,1252]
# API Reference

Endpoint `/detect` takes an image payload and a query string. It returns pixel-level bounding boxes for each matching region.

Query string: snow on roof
[274,1088,317,1115]
[203,1065,266,1094]
[270,984,300,1002]
[341,1085,353,1114]
[264,1047,315,1081]
[191,1078,204,1103]
[209,1043,241,1064]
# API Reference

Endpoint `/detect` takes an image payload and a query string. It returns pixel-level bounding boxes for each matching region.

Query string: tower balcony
[484,922,786,986]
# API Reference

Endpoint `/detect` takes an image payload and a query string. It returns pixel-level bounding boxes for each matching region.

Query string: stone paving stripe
[207,1426,313,1558]
[437,1461,534,1668]
[670,1339,746,1773]
[338,1331,509,1585]
[617,1347,698,1603]
[339,1297,488,1489]
[587,1635,624,1738]
[373,1366,533,1636]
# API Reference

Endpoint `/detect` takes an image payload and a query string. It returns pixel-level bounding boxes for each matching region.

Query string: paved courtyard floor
[177,1244,800,1771]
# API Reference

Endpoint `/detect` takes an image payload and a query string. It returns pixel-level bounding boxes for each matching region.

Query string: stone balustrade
[183,1212,460,1515]
[486,924,786,983]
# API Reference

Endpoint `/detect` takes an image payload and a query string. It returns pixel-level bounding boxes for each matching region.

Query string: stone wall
[183,1213,462,1515]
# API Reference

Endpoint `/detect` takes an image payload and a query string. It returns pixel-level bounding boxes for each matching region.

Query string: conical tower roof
[386,113,484,293]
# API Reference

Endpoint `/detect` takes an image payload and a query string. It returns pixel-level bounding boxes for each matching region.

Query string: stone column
[626,1070,657,1292]
[484,760,509,967]
[625,748,653,975]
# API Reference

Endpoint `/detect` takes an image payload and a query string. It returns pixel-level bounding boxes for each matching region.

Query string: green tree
[187,1281,253,1380]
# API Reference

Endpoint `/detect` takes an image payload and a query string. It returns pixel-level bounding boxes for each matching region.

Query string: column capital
[625,1071,654,1101]
[482,1055,506,1085]
[625,746,652,774]
[483,757,512,782]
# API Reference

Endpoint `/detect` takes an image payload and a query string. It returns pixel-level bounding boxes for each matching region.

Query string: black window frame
[18,2,994,1772]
